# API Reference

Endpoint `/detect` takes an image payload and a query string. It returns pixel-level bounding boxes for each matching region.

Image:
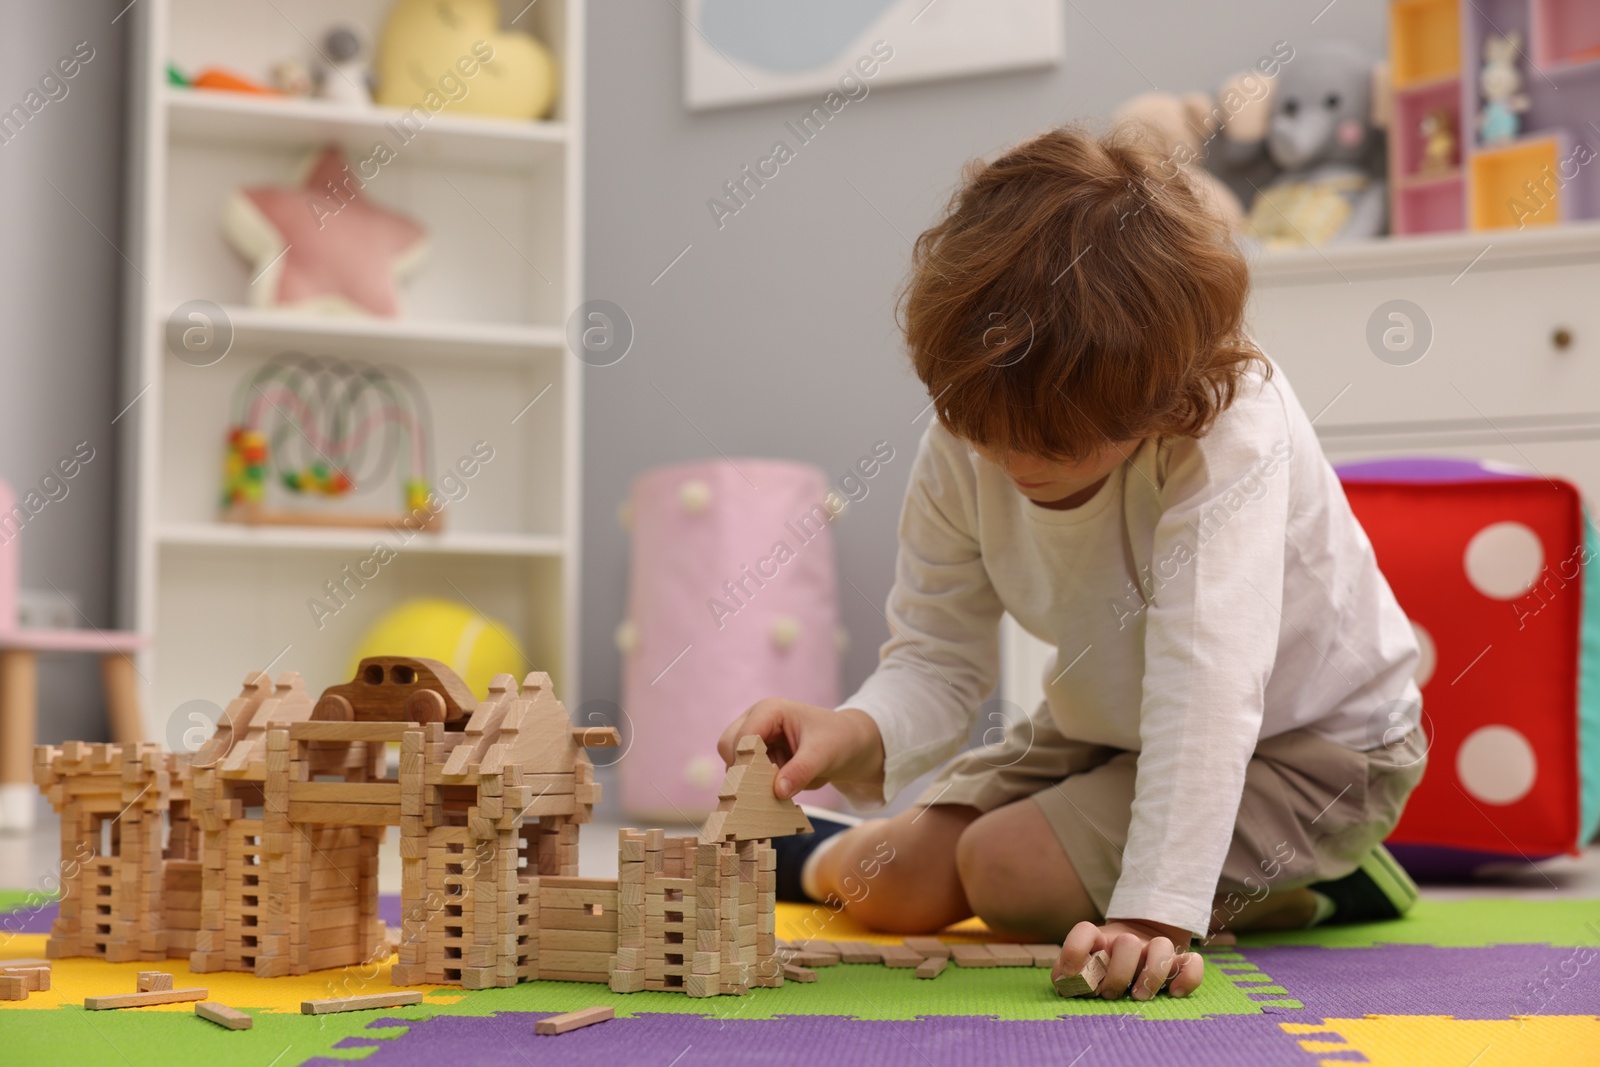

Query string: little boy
[717,126,1427,1000]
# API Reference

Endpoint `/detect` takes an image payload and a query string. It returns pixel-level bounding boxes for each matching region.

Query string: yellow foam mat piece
[1,934,462,1013]
[776,901,994,945]
[1282,1015,1600,1067]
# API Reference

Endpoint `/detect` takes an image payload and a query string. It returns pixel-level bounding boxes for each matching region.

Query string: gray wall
[0,1,127,742]
[580,1,1387,719]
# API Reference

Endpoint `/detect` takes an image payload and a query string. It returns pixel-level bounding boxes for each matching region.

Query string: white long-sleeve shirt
[836,359,1421,936]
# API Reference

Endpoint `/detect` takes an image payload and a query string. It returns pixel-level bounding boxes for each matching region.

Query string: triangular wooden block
[698,736,813,843]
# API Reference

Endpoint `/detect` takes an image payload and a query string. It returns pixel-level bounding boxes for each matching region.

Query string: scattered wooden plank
[784,951,838,969]
[0,976,27,1001]
[985,943,1035,967]
[914,956,948,980]
[949,944,996,968]
[901,937,950,960]
[300,990,424,1015]
[1025,944,1061,968]
[1052,950,1110,998]
[195,1002,253,1030]
[835,941,882,964]
[85,987,209,1010]
[535,1005,615,1035]
[782,963,817,983]
[878,944,923,968]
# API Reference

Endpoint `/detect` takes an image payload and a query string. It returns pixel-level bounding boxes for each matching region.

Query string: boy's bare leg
[953,798,1100,942]
[810,804,978,933]
[812,797,1099,940]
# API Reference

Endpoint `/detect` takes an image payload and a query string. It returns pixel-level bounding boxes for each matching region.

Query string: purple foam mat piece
[1238,944,1598,1019]
[300,1012,1328,1067]
[1386,843,1557,881]
[1335,456,1535,483]
[0,900,57,935]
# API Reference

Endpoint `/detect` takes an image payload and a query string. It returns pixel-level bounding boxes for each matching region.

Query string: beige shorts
[916,712,1427,924]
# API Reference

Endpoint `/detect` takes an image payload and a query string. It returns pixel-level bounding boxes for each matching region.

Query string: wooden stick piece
[914,956,948,979]
[949,943,996,968]
[878,944,924,968]
[300,990,424,1015]
[985,943,1035,967]
[782,963,817,983]
[195,1002,253,1030]
[834,941,882,964]
[85,987,209,1010]
[1025,944,1061,967]
[902,936,950,959]
[0,976,26,1001]
[535,1006,615,1035]
[1052,949,1110,998]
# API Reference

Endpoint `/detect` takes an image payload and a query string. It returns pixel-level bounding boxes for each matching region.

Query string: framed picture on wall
[682,0,1064,111]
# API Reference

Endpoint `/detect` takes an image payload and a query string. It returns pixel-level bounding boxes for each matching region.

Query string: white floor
[6,787,1600,902]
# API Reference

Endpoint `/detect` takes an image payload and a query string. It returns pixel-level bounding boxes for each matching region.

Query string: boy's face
[970,439,1136,506]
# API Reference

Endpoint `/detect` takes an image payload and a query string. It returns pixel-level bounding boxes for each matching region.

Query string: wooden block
[301,990,424,1015]
[1025,944,1061,968]
[914,956,948,979]
[698,735,814,843]
[85,987,208,1010]
[0,976,26,1001]
[195,1002,253,1030]
[0,965,49,992]
[986,943,1035,967]
[535,1005,614,1036]
[902,937,950,960]
[137,970,174,991]
[608,968,645,994]
[1052,950,1110,998]
[949,944,996,968]
[783,963,817,983]
[835,941,881,964]
[878,944,923,968]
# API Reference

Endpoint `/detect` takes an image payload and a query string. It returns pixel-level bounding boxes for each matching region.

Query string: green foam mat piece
[1238,897,1600,948]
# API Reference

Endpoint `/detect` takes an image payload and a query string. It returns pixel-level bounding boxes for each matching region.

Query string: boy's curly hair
[898,124,1266,461]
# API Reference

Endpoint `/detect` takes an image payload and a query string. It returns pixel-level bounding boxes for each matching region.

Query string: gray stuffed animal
[1237,41,1388,248]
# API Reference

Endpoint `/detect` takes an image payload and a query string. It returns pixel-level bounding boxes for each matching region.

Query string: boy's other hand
[717,698,884,799]
[1055,918,1203,1000]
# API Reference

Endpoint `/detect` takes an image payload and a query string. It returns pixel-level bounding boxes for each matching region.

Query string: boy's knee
[954,815,1019,924]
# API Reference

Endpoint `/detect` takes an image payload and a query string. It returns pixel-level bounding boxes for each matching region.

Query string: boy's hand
[1055,918,1203,1000]
[717,698,884,799]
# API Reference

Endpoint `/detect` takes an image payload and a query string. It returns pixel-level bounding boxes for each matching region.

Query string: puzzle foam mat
[3,891,1598,1066]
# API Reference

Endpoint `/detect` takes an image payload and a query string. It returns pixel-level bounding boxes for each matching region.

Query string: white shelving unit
[117,0,584,733]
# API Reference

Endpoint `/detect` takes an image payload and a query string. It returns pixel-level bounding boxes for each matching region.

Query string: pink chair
[0,480,145,830]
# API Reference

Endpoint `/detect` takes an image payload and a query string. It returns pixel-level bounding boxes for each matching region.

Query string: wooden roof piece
[698,735,813,844]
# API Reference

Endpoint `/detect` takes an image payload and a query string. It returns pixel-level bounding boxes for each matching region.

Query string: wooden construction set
[29,653,1110,1017]
[30,655,814,998]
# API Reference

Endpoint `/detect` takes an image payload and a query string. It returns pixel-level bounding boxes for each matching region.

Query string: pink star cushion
[222,145,428,317]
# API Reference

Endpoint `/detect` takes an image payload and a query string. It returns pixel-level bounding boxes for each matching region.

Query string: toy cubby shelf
[118,0,584,734]
[1389,0,1600,236]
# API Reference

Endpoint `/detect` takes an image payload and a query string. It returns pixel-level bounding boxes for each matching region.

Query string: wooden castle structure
[33,656,811,996]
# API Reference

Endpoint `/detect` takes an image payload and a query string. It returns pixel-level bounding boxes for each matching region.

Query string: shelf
[187,306,566,363]
[1250,217,1600,286]
[159,523,565,557]
[166,88,567,172]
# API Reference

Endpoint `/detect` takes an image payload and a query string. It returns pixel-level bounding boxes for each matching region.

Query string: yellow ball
[350,598,525,700]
